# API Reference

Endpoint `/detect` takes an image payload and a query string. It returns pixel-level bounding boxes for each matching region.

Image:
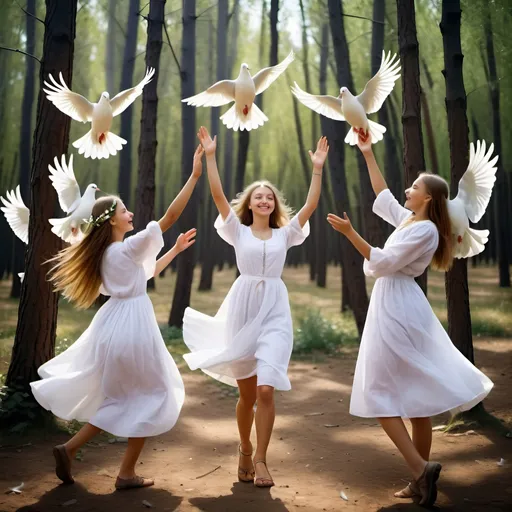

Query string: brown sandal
[115,476,155,490]
[416,462,442,507]
[394,481,420,498]
[238,444,255,482]
[53,445,74,484]
[253,459,274,488]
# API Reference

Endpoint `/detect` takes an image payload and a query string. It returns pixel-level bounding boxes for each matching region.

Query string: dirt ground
[0,339,510,512]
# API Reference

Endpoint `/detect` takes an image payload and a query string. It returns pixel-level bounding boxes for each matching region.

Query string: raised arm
[355,128,388,197]
[197,126,231,220]
[297,136,329,227]
[158,145,204,233]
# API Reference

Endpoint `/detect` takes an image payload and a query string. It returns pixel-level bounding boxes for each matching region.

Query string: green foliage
[293,309,358,355]
[0,379,42,434]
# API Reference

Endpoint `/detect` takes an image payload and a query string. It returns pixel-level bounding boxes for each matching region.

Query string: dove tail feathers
[48,216,83,244]
[367,120,386,144]
[72,130,127,160]
[220,103,268,132]
[454,227,489,259]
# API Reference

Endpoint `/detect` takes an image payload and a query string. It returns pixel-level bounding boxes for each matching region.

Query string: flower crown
[88,200,117,228]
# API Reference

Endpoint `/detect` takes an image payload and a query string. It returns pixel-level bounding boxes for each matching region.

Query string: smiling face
[404,177,431,214]
[110,200,134,235]
[249,186,275,217]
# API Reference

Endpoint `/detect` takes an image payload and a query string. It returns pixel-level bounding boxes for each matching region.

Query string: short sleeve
[123,221,164,279]
[214,208,241,246]
[284,215,310,249]
[364,222,438,278]
[373,189,411,228]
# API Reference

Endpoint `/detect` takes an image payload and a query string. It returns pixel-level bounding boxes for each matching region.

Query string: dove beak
[338,93,342,99]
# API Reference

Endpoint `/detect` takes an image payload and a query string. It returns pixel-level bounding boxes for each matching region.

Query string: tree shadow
[376,504,440,512]
[189,481,290,512]
[16,482,182,512]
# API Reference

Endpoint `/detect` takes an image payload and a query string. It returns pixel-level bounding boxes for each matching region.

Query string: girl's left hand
[192,145,204,178]
[176,228,197,252]
[309,136,329,168]
[327,212,353,235]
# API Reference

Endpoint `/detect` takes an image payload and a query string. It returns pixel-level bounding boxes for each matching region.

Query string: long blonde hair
[47,196,119,309]
[418,173,453,271]
[231,180,293,228]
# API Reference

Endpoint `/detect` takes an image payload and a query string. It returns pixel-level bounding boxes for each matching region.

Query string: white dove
[447,140,498,259]
[47,154,99,243]
[182,51,295,131]
[291,51,400,145]
[1,186,29,282]
[43,68,155,159]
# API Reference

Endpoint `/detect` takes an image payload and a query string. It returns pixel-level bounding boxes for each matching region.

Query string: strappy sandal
[394,480,420,498]
[115,475,155,490]
[253,459,274,488]
[416,461,442,507]
[53,445,74,484]
[238,444,255,482]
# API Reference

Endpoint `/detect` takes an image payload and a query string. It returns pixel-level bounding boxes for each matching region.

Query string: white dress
[30,222,185,438]
[183,209,309,390]
[350,190,493,418]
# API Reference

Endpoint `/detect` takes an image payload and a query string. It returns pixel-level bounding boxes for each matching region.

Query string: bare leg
[236,376,257,477]
[118,438,147,479]
[254,385,275,484]
[378,417,427,480]
[64,423,101,460]
[410,417,432,460]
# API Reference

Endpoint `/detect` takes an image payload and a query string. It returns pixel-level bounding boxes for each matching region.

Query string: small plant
[160,325,184,346]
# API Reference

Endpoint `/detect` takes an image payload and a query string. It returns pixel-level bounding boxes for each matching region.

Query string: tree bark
[421,58,439,175]
[105,0,117,94]
[440,0,474,362]
[396,0,428,294]
[169,0,196,327]
[11,0,36,299]
[135,0,166,291]
[7,0,77,390]
[117,0,140,207]
[484,5,510,287]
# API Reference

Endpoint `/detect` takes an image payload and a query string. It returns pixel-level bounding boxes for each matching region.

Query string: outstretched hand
[192,145,204,178]
[197,126,217,156]
[327,212,353,235]
[176,228,197,253]
[309,136,329,168]
[355,127,372,153]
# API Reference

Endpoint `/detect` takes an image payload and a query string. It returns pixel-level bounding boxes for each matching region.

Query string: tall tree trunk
[421,59,439,175]
[484,6,510,287]
[105,0,117,93]
[169,0,196,327]
[328,0,385,249]
[372,0,402,205]
[11,0,36,299]
[117,0,140,207]
[396,0,428,294]
[135,0,165,290]
[7,0,77,392]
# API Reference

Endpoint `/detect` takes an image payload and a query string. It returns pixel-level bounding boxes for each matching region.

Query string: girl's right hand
[197,126,217,156]
[176,228,197,253]
[355,128,372,154]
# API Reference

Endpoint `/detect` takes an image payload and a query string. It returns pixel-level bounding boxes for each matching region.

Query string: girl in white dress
[183,126,329,487]
[327,130,493,507]
[30,146,204,490]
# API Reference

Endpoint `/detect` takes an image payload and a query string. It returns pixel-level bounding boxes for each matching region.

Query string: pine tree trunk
[105,0,117,93]
[117,0,140,207]
[134,0,166,291]
[169,0,196,327]
[6,0,77,390]
[440,0,474,363]
[396,0,428,294]
[421,58,439,175]
[11,0,36,299]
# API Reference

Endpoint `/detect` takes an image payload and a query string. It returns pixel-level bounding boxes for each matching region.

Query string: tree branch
[138,1,150,15]
[344,13,384,24]
[196,2,218,19]
[0,45,41,64]
[163,20,181,75]
[15,0,44,25]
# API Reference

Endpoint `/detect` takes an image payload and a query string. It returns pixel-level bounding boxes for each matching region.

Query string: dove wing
[0,186,30,244]
[43,73,94,122]
[456,140,499,223]
[48,154,82,213]
[182,79,236,107]
[253,50,295,95]
[291,82,345,121]
[356,51,401,114]
[110,67,156,117]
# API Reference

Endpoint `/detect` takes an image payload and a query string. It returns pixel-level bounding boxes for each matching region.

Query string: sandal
[238,444,255,483]
[253,459,274,488]
[115,475,155,490]
[394,480,420,498]
[416,461,442,507]
[53,445,74,484]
